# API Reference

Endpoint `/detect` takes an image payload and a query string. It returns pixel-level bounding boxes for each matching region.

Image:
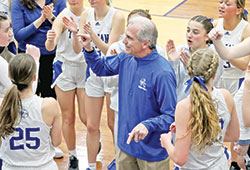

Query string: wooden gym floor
[55,0,250,169]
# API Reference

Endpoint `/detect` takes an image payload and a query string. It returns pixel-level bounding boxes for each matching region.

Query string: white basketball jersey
[170,44,223,102]
[180,88,231,170]
[0,95,55,167]
[216,18,248,79]
[234,83,250,140]
[86,7,116,57]
[56,8,85,63]
[0,55,11,98]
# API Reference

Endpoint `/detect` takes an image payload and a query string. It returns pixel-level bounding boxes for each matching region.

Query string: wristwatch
[49,15,56,23]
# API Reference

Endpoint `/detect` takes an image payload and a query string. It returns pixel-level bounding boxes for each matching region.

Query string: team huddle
[0,0,250,170]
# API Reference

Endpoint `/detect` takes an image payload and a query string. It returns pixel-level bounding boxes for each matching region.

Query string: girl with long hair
[160,48,239,169]
[0,53,61,170]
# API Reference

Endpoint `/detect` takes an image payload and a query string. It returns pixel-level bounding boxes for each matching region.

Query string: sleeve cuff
[141,121,152,133]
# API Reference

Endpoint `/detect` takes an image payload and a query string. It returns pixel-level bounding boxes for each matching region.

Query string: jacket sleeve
[11,0,37,42]
[142,69,177,132]
[84,49,122,76]
[56,0,66,14]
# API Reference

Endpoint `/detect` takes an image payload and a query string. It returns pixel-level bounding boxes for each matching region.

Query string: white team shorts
[85,69,118,97]
[2,160,58,170]
[234,84,250,142]
[110,86,118,112]
[52,58,87,91]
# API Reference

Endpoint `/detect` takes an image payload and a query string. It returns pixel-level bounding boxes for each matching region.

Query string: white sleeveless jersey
[56,8,85,63]
[180,88,231,170]
[0,95,55,167]
[234,83,250,140]
[216,18,248,79]
[170,43,224,102]
[86,7,116,57]
[0,55,11,97]
[85,6,120,91]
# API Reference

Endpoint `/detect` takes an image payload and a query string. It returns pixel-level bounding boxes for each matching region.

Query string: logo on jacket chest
[138,78,147,91]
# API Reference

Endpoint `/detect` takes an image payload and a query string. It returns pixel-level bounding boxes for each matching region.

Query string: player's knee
[87,123,99,134]
[62,115,75,126]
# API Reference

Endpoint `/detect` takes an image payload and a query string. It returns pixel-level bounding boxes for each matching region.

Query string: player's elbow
[173,152,188,166]
[175,158,187,167]
[52,136,62,147]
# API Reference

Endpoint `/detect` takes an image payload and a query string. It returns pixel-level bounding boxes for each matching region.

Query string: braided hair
[187,48,221,152]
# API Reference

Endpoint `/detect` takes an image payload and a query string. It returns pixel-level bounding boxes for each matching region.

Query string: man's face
[123,23,144,57]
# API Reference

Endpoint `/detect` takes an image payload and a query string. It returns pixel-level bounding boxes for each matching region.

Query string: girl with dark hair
[0,13,12,98]
[166,15,223,102]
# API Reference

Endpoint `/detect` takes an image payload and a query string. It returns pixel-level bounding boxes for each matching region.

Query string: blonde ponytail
[187,49,221,152]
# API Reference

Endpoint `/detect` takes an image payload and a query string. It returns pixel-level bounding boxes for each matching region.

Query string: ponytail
[0,53,36,138]
[240,9,248,21]
[106,0,110,6]
[188,82,221,151]
[236,0,248,21]
[187,48,221,152]
[0,85,21,138]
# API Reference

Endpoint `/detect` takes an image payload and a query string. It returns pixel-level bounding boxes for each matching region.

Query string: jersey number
[219,118,224,129]
[10,127,41,150]
[223,61,231,68]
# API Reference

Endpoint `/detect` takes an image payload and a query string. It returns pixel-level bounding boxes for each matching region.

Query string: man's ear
[142,40,150,49]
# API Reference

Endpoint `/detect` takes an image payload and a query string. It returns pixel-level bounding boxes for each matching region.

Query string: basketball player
[0,53,61,170]
[166,15,223,102]
[0,13,12,98]
[161,48,239,169]
[45,0,87,169]
[71,0,125,169]
[213,1,250,168]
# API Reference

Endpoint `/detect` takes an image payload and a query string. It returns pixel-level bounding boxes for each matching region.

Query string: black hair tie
[11,80,28,91]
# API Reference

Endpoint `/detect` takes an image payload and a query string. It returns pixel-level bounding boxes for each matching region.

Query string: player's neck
[223,17,241,31]
[94,5,109,21]
[70,5,85,16]
[19,87,34,100]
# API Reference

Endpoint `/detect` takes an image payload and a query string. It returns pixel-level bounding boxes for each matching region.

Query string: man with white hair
[78,16,177,170]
